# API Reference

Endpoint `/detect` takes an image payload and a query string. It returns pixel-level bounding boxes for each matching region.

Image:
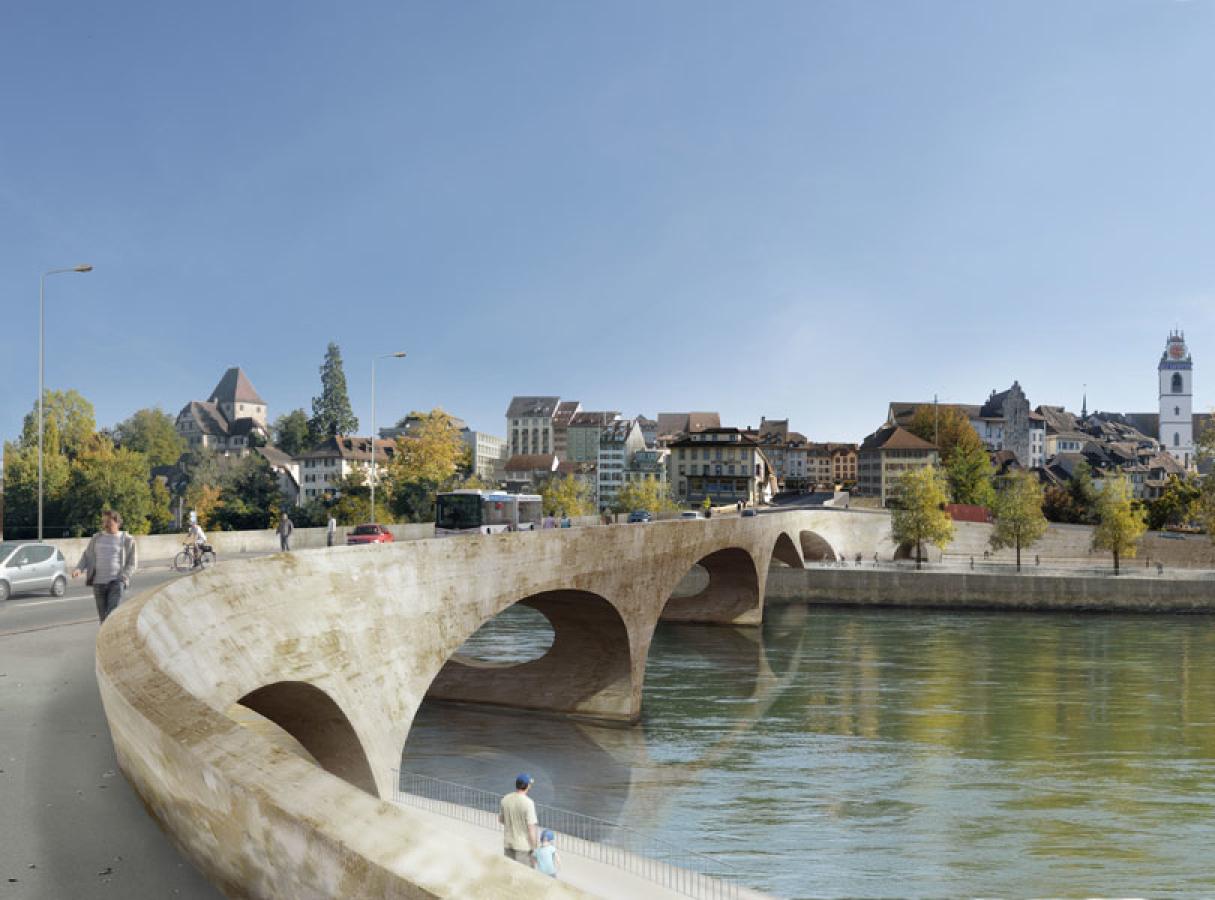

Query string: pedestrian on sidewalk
[278,512,294,551]
[71,510,138,624]
[499,773,539,866]
[326,514,337,547]
[532,829,560,878]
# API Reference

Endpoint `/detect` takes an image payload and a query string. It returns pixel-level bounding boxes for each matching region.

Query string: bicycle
[173,542,216,573]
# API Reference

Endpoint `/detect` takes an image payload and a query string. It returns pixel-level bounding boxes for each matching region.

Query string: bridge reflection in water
[406,604,1215,900]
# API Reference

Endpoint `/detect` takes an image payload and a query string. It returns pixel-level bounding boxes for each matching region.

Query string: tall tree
[945,441,995,507]
[63,438,155,536]
[1068,460,1098,523]
[387,409,467,522]
[989,470,1049,571]
[114,407,187,468]
[906,405,985,464]
[1091,473,1146,575]
[308,343,359,441]
[541,475,596,517]
[890,466,955,570]
[20,389,96,459]
[273,408,312,456]
[212,454,285,531]
[2,437,70,539]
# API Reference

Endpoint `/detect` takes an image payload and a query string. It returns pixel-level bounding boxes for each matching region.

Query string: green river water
[402,602,1215,898]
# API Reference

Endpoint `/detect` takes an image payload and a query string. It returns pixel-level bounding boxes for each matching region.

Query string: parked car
[741,508,758,518]
[0,541,69,602]
[626,510,653,524]
[679,511,701,520]
[346,524,395,545]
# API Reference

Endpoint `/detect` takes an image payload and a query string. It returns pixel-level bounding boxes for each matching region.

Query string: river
[401,602,1215,898]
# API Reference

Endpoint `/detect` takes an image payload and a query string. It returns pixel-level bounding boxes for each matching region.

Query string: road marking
[0,617,96,638]
[10,595,90,608]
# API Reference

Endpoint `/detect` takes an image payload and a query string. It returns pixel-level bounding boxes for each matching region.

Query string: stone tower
[1158,330,1194,468]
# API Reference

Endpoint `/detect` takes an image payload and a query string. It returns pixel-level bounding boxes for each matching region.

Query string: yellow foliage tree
[906,404,985,463]
[541,475,595,517]
[1091,472,1146,575]
[890,466,955,569]
[613,477,680,515]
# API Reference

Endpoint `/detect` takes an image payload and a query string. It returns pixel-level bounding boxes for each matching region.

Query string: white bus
[435,490,544,535]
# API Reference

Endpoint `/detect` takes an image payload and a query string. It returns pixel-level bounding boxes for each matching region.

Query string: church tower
[1158,330,1194,468]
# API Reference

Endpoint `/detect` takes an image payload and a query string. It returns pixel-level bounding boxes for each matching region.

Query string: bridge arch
[771,532,804,569]
[425,589,635,721]
[662,547,760,624]
[799,530,838,562]
[237,680,377,796]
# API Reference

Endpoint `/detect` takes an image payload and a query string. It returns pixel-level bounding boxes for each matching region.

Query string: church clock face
[1169,342,1186,360]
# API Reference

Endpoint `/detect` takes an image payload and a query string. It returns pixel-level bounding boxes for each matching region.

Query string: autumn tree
[387,409,467,522]
[1146,475,1200,532]
[308,343,359,441]
[114,407,187,468]
[613,478,680,515]
[890,466,954,570]
[329,471,393,525]
[1091,473,1146,575]
[541,475,596,517]
[989,470,1048,570]
[945,440,995,507]
[905,405,985,464]
[273,408,312,456]
[63,438,156,535]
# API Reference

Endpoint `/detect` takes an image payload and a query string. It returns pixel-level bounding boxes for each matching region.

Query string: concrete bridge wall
[96,510,889,898]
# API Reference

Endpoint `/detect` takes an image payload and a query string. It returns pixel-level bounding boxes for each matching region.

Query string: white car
[679,511,701,520]
[0,541,69,602]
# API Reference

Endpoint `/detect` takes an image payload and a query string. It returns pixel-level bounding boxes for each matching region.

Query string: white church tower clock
[1158,330,1194,468]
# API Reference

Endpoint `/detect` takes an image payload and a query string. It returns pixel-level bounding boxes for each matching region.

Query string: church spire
[1081,387,1087,419]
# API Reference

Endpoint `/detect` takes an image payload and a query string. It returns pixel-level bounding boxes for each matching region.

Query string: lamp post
[38,264,93,541]
[369,352,406,522]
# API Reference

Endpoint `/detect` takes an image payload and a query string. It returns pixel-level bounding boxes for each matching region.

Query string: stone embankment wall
[767,567,1215,613]
[945,521,1215,569]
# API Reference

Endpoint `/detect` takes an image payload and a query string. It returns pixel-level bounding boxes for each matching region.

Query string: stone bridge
[96,510,890,898]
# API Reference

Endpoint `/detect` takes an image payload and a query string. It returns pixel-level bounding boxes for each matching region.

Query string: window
[1173,372,1183,393]
[1174,406,1180,416]
[1174,432,1180,447]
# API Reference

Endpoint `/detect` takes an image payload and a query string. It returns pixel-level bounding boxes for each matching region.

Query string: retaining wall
[766,566,1215,613]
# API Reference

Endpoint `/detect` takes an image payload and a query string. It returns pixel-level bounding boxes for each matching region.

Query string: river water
[401,602,1215,899]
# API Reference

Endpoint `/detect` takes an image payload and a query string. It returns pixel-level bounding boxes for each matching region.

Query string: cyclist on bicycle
[187,521,207,566]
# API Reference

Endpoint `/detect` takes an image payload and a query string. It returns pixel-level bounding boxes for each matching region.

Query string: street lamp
[370,351,406,522]
[38,264,92,541]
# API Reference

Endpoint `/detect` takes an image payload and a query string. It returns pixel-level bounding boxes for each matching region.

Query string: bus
[435,490,544,535]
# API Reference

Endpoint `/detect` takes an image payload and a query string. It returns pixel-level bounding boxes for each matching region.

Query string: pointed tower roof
[208,367,265,406]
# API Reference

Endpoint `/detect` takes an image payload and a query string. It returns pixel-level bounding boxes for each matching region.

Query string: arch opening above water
[662,547,760,625]
[425,589,637,721]
[799,530,839,562]
[771,532,805,569]
[236,680,377,796]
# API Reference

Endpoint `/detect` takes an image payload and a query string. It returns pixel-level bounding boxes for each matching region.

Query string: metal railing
[393,770,741,900]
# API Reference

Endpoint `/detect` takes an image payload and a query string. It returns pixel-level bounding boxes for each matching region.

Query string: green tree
[890,466,955,570]
[541,475,596,517]
[1042,483,1080,524]
[329,471,393,525]
[20,389,96,459]
[212,454,284,531]
[2,437,70,539]
[114,407,187,468]
[308,343,359,441]
[906,405,985,463]
[613,478,680,515]
[63,439,155,535]
[945,440,995,507]
[148,479,176,534]
[1091,473,1146,575]
[1068,460,1098,524]
[1147,475,1201,532]
[989,470,1048,571]
[273,408,312,456]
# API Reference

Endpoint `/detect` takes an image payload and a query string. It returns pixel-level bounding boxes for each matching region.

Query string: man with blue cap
[498,773,539,866]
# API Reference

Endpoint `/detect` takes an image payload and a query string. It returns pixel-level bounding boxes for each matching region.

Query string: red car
[346,524,395,545]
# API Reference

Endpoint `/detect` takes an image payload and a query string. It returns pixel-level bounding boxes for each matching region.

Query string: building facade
[175,367,270,455]
[666,428,774,506]
[297,437,395,502]
[506,397,560,457]
[598,419,646,511]
[856,425,940,507]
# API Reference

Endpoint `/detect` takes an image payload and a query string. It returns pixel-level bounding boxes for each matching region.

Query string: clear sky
[3,1,1213,445]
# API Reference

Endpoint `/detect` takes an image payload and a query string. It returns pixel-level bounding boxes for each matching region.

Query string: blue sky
[3,1,1213,445]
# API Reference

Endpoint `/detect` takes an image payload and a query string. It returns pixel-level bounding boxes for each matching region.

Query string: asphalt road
[0,551,268,900]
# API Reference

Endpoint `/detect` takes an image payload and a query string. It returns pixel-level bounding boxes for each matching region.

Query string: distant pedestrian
[873,552,878,567]
[71,509,138,624]
[970,556,974,570]
[532,829,560,878]
[326,514,337,547]
[1035,554,1040,567]
[855,552,862,566]
[1157,562,1165,575]
[278,513,294,551]
[499,774,539,867]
